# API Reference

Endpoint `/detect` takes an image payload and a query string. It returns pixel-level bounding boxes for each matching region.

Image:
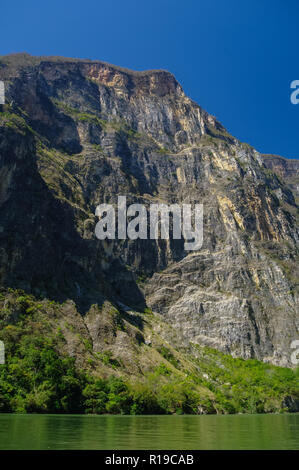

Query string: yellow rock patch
[217,195,245,230]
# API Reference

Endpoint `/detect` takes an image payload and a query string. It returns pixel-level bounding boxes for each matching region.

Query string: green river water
[0,413,298,450]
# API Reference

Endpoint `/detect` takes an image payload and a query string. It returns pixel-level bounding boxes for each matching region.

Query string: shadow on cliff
[0,125,146,315]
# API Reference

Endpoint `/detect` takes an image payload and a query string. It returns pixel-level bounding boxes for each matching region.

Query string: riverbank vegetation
[0,289,298,415]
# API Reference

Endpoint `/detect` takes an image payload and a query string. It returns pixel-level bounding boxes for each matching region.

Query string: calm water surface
[0,413,298,450]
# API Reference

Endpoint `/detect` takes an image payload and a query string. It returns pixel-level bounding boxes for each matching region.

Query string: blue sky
[1,0,299,158]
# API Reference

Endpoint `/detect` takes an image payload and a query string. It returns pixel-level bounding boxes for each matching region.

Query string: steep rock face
[262,154,299,203]
[262,154,299,179]
[0,53,298,367]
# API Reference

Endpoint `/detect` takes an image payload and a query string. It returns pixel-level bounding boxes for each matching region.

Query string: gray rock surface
[0,53,298,366]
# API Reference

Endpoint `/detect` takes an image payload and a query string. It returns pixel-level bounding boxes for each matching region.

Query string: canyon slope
[262,154,299,204]
[0,53,298,374]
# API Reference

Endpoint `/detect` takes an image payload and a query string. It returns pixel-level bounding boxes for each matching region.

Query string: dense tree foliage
[0,290,298,415]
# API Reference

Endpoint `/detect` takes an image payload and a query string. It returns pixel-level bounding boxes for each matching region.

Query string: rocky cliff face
[0,53,298,368]
[262,154,299,204]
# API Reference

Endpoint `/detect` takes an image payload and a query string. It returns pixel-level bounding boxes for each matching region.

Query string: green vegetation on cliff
[0,289,298,415]
[0,56,299,418]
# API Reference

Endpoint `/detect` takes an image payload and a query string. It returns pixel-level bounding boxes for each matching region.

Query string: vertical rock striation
[0,53,298,367]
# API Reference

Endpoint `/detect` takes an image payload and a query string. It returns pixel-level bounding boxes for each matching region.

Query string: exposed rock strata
[0,53,298,367]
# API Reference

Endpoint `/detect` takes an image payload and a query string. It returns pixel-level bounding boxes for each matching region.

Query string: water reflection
[0,413,298,450]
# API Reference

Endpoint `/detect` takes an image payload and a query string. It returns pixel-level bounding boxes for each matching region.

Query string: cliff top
[0,52,174,79]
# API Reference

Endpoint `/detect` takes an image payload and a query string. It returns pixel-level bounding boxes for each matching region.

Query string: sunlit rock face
[262,154,299,203]
[0,53,298,366]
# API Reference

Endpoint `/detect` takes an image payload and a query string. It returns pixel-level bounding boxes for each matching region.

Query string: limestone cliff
[0,53,298,369]
[262,154,299,204]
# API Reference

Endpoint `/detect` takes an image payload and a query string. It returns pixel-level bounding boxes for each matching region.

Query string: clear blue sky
[1,0,299,158]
